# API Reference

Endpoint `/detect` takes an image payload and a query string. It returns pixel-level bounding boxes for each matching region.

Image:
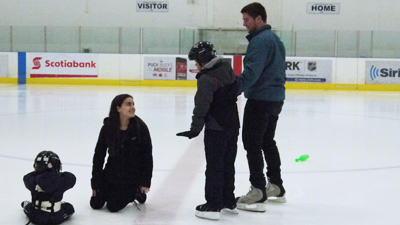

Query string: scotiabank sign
[30,53,98,78]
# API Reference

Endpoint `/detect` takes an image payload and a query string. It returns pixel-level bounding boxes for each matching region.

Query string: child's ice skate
[195,203,221,220]
[221,203,239,214]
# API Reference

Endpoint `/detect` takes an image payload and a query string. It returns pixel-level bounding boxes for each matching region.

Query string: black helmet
[188,41,217,64]
[34,151,62,173]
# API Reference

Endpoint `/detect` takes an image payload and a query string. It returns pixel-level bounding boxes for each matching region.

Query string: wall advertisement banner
[366,61,400,84]
[0,55,8,77]
[144,56,233,81]
[286,59,332,83]
[29,53,98,78]
[144,57,177,80]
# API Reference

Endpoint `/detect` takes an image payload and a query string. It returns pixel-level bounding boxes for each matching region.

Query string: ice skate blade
[268,194,287,203]
[195,211,220,220]
[237,203,266,212]
[221,208,239,214]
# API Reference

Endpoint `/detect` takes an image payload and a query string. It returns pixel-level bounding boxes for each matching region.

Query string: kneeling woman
[90,94,153,212]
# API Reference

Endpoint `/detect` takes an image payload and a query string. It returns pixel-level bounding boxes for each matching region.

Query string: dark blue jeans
[204,129,239,208]
[242,99,284,190]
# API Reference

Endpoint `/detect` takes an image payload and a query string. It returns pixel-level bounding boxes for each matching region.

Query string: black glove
[176,130,199,139]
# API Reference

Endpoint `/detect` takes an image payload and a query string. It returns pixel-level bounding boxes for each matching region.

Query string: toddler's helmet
[188,41,217,64]
[34,151,62,173]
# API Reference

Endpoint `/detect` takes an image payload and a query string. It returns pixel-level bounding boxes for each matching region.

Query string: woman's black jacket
[91,116,153,190]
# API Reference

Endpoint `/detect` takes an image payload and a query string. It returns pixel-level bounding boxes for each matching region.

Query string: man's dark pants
[242,99,284,190]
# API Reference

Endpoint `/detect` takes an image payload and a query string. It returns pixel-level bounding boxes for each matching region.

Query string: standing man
[236,2,287,212]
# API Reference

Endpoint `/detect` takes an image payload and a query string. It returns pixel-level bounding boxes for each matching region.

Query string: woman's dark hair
[109,94,133,128]
[241,2,267,22]
[108,94,133,153]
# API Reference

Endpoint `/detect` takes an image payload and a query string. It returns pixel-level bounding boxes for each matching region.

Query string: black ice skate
[195,203,221,220]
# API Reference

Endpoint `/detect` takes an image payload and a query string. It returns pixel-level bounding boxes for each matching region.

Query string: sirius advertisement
[366,61,400,84]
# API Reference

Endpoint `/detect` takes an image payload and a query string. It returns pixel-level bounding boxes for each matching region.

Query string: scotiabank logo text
[31,58,96,70]
[45,60,96,68]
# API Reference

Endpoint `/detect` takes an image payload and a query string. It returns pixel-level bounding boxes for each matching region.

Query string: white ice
[1,84,400,225]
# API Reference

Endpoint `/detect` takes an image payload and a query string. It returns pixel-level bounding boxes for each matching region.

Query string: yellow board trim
[2,78,400,91]
[285,83,400,91]
[356,84,400,91]
[0,78,18,84]
[26,78,121,86]
[23,78,198,87]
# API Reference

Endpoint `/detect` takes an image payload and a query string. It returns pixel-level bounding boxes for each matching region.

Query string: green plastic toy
[296,154,309,162]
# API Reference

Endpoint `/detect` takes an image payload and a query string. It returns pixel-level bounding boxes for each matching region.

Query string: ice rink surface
[1,84,399,225]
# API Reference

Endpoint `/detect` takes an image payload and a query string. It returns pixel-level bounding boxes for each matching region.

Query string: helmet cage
[34,151,62,173]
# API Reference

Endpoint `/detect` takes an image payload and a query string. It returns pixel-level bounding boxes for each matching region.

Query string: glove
[176,130,199,139]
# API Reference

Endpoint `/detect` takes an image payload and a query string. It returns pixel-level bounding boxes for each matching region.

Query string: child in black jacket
[177,41,240,220]
[22,151,76,225]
